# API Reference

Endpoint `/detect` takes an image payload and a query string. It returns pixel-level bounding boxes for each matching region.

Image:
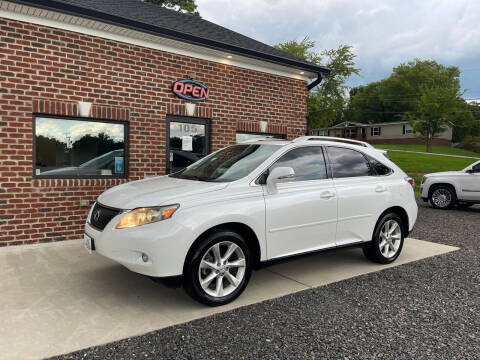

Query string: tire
[429,185,456,209]
[363,213,404,264]
[183,229,252,306]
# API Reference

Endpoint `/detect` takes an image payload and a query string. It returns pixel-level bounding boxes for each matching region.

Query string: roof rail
[292,136,374,148]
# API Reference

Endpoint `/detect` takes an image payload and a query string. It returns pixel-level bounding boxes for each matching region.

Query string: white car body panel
[97,175,229,209]
[264,178,337,258]
[85,139,418,278]
[420,160,480,202]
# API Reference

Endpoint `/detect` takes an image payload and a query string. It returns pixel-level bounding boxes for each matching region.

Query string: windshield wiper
[176,174,215,182]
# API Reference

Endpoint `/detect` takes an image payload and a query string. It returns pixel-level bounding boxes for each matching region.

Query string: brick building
[0,0,329,245]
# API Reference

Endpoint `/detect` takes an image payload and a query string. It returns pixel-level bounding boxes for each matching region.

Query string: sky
[36,117,124,144]
[196,0,480,99]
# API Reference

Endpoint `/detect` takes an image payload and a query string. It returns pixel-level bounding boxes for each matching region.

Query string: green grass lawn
[386,151,475,174]
[375,144,480,158]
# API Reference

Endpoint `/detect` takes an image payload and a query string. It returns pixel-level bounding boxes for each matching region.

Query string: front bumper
[84,215,196,277]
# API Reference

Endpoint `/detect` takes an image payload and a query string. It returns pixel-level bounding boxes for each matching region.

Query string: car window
[170,144,281,182]
[473,163,480,173]
[268,146,328,182]
[327,147,375,178]
[367,155,392,176]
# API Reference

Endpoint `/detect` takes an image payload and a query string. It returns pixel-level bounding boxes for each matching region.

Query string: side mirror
[266,167,295,194]
[466,169,474,174]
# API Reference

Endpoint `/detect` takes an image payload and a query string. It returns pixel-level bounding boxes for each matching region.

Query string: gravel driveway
[51,202,480,360]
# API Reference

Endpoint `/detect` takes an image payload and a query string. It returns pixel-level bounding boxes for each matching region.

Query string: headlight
[115,204,179,229]
[86,202,96,224]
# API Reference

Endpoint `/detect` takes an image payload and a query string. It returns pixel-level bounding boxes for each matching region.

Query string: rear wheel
[429,185,456,209]
[183,229,252,306]
[363,213,404,264]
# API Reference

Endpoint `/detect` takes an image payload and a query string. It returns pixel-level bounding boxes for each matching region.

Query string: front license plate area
[84,233,95,253]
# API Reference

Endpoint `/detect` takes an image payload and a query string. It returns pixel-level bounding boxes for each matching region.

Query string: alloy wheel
[378,219,402,258]
[198,241,246,298]
[431,188,452,208]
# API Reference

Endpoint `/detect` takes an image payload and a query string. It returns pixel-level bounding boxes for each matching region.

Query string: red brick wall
[0,17,308,246]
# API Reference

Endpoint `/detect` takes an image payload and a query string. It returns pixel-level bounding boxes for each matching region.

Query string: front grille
[89,203,121,231]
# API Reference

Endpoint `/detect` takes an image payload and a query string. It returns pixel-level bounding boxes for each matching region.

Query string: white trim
[0,2,315,81]
[371,127,381,136]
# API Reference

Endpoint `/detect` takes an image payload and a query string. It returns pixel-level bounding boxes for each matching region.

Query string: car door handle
[320,190,336,199]
[375,185,387,193]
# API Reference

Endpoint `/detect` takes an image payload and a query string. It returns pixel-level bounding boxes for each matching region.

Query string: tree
[405,85,473,152]
[143,0,200,16]
[274,37,359,129]
[274,36,320,64]
[345,59,474,152]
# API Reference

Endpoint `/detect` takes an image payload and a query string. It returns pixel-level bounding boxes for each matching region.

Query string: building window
[314,129,329,136]
[236,132,285,143]
[34,116,127,178]
[403,124,415,135]
[371,127,381,137]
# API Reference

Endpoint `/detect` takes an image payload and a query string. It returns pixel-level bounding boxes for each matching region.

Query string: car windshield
[170,144,281,182]
[464,160,480,172]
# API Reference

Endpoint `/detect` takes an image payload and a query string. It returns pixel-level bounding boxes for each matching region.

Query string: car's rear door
[264,146,338,259]
[326,146,393,246]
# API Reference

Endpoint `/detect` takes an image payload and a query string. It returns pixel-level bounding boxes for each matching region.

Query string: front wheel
[429,185,456,209]
[363,213,404,264]
[183,229,252,306]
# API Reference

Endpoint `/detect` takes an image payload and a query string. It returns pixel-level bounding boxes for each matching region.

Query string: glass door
[166,116,210,173]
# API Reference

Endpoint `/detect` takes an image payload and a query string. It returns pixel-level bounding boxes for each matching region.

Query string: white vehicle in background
[84,136,418,306]
[421,160,480,209]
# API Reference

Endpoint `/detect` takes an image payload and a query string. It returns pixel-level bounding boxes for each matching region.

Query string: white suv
[84,136,418,306]
[421,159,480,209]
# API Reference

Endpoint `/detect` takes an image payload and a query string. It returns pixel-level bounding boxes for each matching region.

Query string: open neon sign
[172,79,210,101]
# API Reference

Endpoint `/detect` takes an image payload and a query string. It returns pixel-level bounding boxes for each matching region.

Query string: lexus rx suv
[421,159,480,209]
[84,136,418,306]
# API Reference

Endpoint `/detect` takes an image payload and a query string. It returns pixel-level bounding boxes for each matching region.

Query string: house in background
[310,121,453,145]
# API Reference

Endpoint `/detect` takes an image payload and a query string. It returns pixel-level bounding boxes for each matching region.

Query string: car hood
[97,175,229,209]
[424,171,463,177]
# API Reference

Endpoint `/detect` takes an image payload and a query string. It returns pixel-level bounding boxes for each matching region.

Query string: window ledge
[33,178,129,188]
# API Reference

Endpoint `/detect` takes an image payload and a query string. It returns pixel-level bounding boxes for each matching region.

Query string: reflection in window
[170,121,206,154]
[270,146,328,181]
[236,132,284,143]
[35,117,126,177]
[327,147,374,178]
[171,144,280,182]
[367,156,393,176]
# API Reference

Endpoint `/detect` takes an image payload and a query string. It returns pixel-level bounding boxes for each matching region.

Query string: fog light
[141,253,149,263]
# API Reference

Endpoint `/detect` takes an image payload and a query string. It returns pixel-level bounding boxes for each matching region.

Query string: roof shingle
[10,0,329,74]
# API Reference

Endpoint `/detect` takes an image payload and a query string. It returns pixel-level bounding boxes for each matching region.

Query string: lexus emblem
[93,209,101,222]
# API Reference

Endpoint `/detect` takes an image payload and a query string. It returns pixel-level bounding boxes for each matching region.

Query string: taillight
[405,177,415,187]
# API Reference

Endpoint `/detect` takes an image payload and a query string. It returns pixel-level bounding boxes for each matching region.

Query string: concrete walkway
[0,239,458,360]
[380,148,480,160]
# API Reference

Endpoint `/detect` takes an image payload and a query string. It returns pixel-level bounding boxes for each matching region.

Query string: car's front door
[459,161,480,201]
[264,146,338,259]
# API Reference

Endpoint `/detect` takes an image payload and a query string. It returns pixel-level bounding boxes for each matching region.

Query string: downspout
[305,73,323,135]
[307,73,323,91]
